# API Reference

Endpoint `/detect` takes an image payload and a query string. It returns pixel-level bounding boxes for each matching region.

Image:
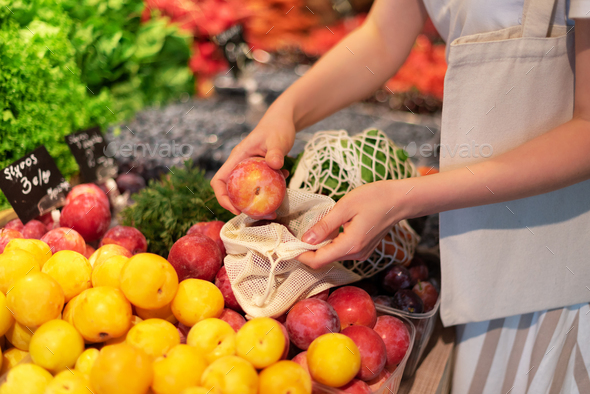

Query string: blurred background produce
[0,0,451,390]
[1,0,445,211]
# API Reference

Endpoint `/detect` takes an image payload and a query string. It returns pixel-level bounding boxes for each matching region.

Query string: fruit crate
[312,314,416,394]
[375,295,441,378]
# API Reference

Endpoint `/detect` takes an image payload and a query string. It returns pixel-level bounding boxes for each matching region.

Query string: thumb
[302,204,347,245]
[265,147,285,170]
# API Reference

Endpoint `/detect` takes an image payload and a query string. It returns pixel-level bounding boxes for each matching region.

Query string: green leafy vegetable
[0,0,115,210]
[120,161,235,257]
[292,129,416,202]
[63,0,195,122]
[0,0,194,210]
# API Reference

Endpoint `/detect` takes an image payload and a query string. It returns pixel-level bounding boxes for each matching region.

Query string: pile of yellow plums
[0,238,362,394]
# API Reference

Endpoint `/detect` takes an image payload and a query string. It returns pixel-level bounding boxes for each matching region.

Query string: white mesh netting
[221,188,362,318]
[290,129,420,276]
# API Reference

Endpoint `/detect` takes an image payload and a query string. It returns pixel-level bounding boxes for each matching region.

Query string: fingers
[211,176,241,216]
[248,212,278,220]
[265,148,285,170]
[280,169,289,179]
[297,227,386,269]
[296,232,357,269]
[301,202,348,245]
[211,150,248,216]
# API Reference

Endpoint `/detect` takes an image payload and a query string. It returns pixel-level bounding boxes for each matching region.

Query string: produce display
[0,0,114,211]
[0,0,194,211]
[120,162,234,257]
[359,258,440,314]
[355,253,441,378]
[0,0,447,379]
[0,173,415,393]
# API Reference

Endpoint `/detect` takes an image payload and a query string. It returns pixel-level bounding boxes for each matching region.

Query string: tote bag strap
[521,0,559,37]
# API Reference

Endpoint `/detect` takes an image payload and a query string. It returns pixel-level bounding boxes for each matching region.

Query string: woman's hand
[297,180,409,269]
[211,110,296,216]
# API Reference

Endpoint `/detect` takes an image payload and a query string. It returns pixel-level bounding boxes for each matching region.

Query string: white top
[423,0,590,53]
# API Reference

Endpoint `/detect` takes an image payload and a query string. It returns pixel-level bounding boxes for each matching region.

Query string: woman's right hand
[211,110,296,216]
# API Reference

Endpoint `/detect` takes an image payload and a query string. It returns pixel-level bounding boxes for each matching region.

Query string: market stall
[0,0,451,393]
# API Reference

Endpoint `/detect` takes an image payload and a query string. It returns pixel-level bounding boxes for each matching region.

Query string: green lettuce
[0,0,194,210]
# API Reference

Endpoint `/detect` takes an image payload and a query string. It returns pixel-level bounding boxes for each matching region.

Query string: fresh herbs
[120,161,234,257]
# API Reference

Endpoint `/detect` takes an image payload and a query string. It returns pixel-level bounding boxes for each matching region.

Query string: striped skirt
[452,303,590,394]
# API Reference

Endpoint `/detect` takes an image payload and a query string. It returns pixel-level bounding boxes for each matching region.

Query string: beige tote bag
[439,0,590,325]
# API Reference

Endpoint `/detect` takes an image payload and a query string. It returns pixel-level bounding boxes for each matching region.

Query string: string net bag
[290,129,420,276]
[220,188,362,318]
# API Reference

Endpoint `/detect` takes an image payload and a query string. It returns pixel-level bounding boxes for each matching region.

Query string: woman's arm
[211,0,427,215]
[298,19,590,268]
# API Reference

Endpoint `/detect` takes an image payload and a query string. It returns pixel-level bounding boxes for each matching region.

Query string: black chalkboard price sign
[212,25,252,78]
[65,127,117,183]
[0,146,70,224]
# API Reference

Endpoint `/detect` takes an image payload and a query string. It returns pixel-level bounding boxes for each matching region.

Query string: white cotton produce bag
[220,188,362,318]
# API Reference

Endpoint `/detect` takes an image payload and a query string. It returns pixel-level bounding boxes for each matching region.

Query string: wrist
[264,94,298,130]
[387,177,423,221]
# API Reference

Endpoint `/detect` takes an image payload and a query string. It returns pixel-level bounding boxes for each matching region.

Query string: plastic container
[376,294,441,378]
[312,313,416,394]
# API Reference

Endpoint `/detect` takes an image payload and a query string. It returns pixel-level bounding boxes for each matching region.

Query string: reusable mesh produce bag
[290,129,420,273]
[220,188,362,318]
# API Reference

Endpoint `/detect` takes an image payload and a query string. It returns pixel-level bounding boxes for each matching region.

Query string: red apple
[373,316,410,366]
[21,220,47,240]
[339,379,371,394]
[287,343,303,364]
[309,289,330,301]
[275,319,290,360]
[40,227,86,254]
[167,234,222,282]
[99,225,147,255]
[4,219,23,232]
[36,212,54,228]
[367,368,391,391]
[219,308,246,332]
[0,228,23,253]
[187,221,226,257]
[412,281,439,312]
[286,299,340,350]
[327,286,377,329]
[275,312,288,324]
[84,244,96,259]
[227,157,286,218]
[409,264,429,286]
[177,322,191,344]
[342,325,387,381]
[292,351,310,375]
[60,195,111,242]
[66,183,110,209]
[215,266,243,313]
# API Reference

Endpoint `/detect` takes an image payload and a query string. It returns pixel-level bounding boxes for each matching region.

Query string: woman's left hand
[297,180,407,269]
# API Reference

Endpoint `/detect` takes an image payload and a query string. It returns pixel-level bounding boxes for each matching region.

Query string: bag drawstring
[252,225,285,307]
